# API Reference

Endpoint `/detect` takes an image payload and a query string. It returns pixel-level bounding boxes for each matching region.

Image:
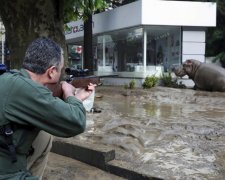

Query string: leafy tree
[0,0,66,68]
[0,0,136,70]
[206,0,225,67]
[0,0,108,69]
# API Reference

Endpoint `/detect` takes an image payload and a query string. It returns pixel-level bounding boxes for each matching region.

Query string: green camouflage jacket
[0,68,86,179]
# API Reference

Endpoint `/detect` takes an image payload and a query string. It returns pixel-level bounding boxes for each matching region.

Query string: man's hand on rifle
[61,81,76,100]
[74,83,96,102]
[61,81,96,101]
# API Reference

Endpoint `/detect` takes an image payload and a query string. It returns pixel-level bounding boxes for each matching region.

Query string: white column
[0,23,5,64]
[1,36,4,64]
[143,29,147,74]
[103,35,106,67]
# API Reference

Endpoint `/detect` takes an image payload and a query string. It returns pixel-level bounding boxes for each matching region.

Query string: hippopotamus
[173,59,225,92]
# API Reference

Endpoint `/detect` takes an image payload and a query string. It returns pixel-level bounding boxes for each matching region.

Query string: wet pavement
[43,152,125,180]
[49,86,225,180]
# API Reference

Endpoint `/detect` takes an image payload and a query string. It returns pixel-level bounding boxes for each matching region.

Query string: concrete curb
[106,160,162,180]
[51,140,163,180]
[51,140,115,170]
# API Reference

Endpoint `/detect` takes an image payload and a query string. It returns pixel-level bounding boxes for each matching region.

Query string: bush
[129,79,136,89]
[160,72,174,87]
[142,75,158,89]
[124,79,136,89]
[159,72,186,88]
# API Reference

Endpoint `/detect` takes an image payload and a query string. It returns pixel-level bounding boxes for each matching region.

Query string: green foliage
[212,52,225,68]
[160,72,174,87]
[64,0,108,23]
[159,72,186,89]
[205,0,225,63]
[129,79,136,89]
[124,79,136,89]
[64,0,138,23]
[64,0,80,23]
[142,75,158,89]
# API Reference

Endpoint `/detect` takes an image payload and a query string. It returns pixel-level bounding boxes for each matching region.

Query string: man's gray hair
[22,37,63,74]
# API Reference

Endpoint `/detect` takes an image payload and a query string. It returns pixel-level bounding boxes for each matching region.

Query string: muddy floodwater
[58,86,225,179]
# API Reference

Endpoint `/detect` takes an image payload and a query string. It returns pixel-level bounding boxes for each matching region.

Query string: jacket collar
[19,68,31,79]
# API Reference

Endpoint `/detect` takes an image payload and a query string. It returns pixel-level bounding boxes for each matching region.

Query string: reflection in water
[143,103,182,118]
[78,87,225,179]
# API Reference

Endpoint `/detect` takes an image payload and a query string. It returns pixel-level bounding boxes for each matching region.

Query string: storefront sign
[65,21,95,35]
[65,24,84,35]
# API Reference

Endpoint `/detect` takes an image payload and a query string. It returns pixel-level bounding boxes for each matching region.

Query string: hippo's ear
[185,59,192,65]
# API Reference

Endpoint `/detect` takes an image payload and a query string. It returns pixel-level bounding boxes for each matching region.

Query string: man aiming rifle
[0,37,95,179]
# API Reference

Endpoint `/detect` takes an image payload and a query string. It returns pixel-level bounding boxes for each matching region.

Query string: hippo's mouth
[172,66,187,77]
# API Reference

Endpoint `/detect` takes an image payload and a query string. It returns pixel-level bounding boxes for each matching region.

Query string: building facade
[66,0,217,86]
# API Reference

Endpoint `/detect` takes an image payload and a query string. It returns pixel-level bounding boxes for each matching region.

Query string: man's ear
[47,66,57,79]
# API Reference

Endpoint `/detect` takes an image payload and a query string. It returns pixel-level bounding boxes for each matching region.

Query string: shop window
[93,26,181,74]
[94,27,144,73]
[68,44,82,69]
[146,26,181,72]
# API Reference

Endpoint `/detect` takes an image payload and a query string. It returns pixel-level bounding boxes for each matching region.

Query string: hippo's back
[195,63,225,91]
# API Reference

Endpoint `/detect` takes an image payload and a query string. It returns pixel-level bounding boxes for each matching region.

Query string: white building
[65,0,217,87]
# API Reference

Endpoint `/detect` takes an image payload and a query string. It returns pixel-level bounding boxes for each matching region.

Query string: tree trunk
[0,0,67,69]
[83,15,93,74]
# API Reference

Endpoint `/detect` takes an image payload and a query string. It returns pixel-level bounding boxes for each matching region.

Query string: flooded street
[58,86,225,179]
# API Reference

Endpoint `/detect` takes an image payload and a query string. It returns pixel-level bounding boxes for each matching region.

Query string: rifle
[47,68,101,98]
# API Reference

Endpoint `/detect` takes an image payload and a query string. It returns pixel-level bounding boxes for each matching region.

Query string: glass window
[67,44,83,69]
[146,26,181,72]
[93,26,181,74]
[93,27,144,73]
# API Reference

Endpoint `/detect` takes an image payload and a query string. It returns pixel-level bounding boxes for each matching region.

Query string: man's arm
[47,76,101,98]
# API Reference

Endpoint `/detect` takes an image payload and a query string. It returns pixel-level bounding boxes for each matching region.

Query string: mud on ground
[44,86,225,180]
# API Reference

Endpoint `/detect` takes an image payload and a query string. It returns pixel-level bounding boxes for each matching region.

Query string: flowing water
[71,86,225,179]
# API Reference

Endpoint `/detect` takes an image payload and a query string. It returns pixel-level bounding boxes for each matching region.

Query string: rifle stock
[47,76,101,98]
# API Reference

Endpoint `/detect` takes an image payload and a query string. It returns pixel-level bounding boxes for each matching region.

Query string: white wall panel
[182,42,205,55]
[142,0,216,27]
[183,31,205,42]
[182,55,205,63]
